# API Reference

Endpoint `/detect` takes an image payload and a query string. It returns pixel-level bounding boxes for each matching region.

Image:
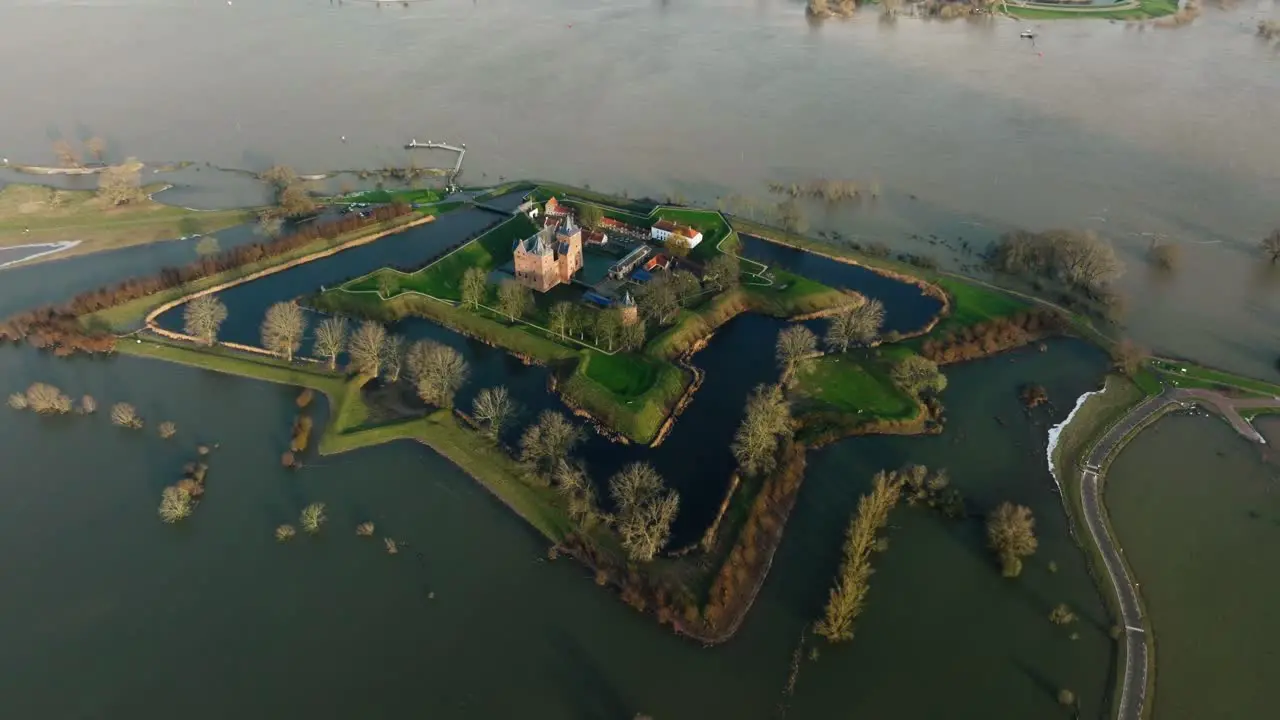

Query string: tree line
[919,309,1065,365]
[0,203,413,356]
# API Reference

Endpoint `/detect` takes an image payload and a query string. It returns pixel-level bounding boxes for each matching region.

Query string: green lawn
[935,276,1028,330]
[652,207,734,260]
[793,353,916,419]
[560,351,690,444]
[333,187,449,206]
[351,215,536,301]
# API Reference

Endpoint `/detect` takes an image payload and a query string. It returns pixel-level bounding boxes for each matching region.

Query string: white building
[650,220,703,249]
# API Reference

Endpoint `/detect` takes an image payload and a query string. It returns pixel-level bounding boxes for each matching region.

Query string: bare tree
[79,395,97,414]
[85,136,107,163]
[1148,243,1181,272]
[519,410,584,481]
[260,301,307,361]
[158,486,193,523]
[593,309,620,351]
[776,324,818,383]
[260,165,298,188]
[619,315,646,352]
[111,402,144,429]
[24,383,73,414]
[986,502,1038,577]
[1111,338,1146,377]
[609,462,680,562]
[381,334,405,383]
[891,355,947,396]
[255,216,283,240]
[460,267,488,309]
[825,299,885,352]
[158,421,178,439]
[472,385,516,439]
[348,320,386,376]
[777,198,808,233]
[406,340,469,407]
[704,253,740,290]
[195,235,221,256]
[279,183,316,217]
[1261,230,1280,264]
[97,162,145,206]
[496,279,532,322]
[1052,231,1122,290]
[52,139,79,168]
[300,502,328,534]
[638,275,681,326]
[731,384,792,476]
[548,301,573,339]
[670,269,702,305]
[314,317,348,370]
[183,294,228,346]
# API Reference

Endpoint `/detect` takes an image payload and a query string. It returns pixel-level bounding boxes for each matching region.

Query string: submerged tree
[300,502,328,534]
[1262,229,1280,264]
[79,395,97,414]
[110,402,143,429]
[97,161,145,206]
[313,316,348,371]
[157,421,177,439]
[731,384,793,477]
[406,340,469,408]
[275,524,297,542]
[825,298,885,352]
[260,301,307,362]
[195,234,222,257]
[8,393,27,410]
[472,386,516,439]
[24,383,73,414]
[52,139,79,168]
[987,502,1038,577]
[183,294,228,346]
[815,470,903,642]
[85,136,107,163]
[609,462,680,562]
[348,320,387,377]
[1111,338,1146,377]
[158,486,194,523]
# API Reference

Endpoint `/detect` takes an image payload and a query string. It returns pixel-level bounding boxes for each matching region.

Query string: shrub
[384,537,399,554]
[79,395,97,414]
[356,521,375,536]
[8,393,27,410]
[275,524,297,542]
[158,421,177,439]
[158,486,193,523]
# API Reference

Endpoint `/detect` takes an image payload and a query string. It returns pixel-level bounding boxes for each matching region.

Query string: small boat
[1020,29,1036,39]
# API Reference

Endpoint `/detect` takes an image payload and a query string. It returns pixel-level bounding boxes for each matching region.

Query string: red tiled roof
[654,220,698,238]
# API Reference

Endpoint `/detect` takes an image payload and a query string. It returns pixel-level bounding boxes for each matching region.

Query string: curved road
[1079,388,1277,720]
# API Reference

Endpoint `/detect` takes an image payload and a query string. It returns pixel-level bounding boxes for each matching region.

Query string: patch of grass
[0,183,250,259]
[652,207,734,261]
[1004,0,1175,21]
[1150,359,1280,398]
[561,352,689,444]
[935,276,1028,331]
[334,187,448,206]
[792,353,916,419]
[743,269,849,316]
[402,215,535,300]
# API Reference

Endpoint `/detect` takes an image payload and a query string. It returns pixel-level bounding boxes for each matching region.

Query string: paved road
[1079,388,1277,720]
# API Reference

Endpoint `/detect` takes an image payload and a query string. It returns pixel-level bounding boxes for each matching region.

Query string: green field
[793,353,916,419]
[1107,413,1280,720]
[652,207,734,260]
[1004,0,1176,20]
[561,351,690,444]
[1150,359,1280,398]
[934,276,1028,330]
[334,187,449,206]
[348,215,536,301]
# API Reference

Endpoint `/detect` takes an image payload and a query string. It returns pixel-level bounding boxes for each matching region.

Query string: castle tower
[618,291,639,326]
[555,215,583,284]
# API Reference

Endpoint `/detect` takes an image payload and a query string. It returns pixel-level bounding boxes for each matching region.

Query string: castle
[513,215,583,292]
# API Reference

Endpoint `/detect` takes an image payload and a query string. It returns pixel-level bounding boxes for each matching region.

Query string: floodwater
[3,0,1278,716]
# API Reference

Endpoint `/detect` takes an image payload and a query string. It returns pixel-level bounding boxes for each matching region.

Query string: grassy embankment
[1004,0,1176,21]
[0,183,250,260]
[85,212,428,332]
[331,187,449,206]
[1149,358,1280,398]
[117,336,577,540]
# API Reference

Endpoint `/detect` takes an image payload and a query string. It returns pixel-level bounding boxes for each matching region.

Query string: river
[2,0,1277,716]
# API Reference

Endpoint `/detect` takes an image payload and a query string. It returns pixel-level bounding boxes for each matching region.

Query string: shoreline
[0,241,80,270]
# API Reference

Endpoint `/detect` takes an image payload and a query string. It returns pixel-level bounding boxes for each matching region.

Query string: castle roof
[620,291,635,307]
[515,228,555,256]
[653,219,699,238]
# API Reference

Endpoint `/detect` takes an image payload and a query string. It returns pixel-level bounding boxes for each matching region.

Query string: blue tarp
[583,292,612,307]
[631,269,652,283]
